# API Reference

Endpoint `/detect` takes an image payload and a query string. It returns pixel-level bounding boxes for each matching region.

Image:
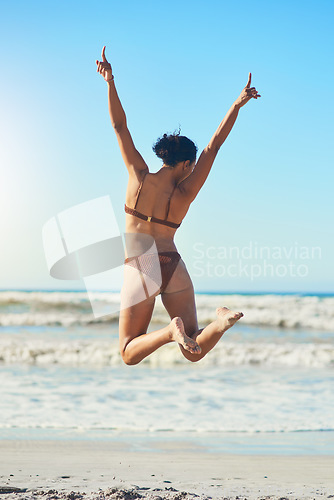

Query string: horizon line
[0,288,333,296]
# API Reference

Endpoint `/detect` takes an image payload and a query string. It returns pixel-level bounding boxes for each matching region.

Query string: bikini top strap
[133,171,148,210]
[134,172,177,221]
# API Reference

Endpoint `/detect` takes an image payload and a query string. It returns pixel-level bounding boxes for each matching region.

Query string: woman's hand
[96,46,114,82]
[235,73,261,108]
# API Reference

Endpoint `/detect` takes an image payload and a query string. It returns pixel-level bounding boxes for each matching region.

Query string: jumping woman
[96,46,261,366]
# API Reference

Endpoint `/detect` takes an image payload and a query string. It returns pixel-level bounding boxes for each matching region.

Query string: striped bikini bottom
[124,251,181,294]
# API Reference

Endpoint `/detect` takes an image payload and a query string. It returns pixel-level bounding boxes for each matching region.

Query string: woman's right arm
[180,73,260,201]
[96,46,148,175]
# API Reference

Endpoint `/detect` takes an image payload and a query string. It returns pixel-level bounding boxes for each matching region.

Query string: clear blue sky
[0,0,333,292]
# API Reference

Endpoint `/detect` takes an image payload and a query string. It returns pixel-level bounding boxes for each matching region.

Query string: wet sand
[0,439,333,499]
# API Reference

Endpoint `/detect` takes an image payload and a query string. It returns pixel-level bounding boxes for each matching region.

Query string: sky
[0,0,333,293]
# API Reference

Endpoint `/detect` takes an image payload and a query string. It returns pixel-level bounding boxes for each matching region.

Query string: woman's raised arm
[96,46,148,175]
[207,73,260,151]
[180,73,260,201]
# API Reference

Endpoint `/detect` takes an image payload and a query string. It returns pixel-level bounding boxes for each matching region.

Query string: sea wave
[195,294,334,331]
[1,338,333,367]
[0,423,333,434]
[1,291,334,331]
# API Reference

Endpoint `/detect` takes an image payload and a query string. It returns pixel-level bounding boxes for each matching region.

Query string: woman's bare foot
[216,307,243,333]
[169,317,201,354]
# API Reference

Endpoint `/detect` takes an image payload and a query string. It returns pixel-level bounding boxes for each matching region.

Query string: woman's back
[124,169,192,245]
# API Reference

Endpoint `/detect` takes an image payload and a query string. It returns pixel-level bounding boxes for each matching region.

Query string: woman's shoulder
[128,167,149,183]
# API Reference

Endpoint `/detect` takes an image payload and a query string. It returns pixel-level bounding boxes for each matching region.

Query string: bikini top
[124,172,181,229]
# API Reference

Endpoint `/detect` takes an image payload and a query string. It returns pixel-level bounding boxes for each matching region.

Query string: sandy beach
[1,292,334,499]
[0,439,333,500]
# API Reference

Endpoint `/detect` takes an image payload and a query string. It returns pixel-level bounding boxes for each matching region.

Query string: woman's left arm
[179,73,260,202]
[207,73,260,151]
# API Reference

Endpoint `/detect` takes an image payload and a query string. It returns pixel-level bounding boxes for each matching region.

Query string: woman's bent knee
[120,348,141,366]
[179,346,204,363]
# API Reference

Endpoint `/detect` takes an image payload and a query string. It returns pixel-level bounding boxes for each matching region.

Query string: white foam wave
[1,291,334,331]
[194,294,334,332]
[1,339,333,367]
[0,312,119,327]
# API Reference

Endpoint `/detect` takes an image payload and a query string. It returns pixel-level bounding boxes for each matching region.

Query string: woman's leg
[161,260,243,362]
[119,301,201,365]
[162,289,243,362]
[119,264,201,365]
[189,306,243,362]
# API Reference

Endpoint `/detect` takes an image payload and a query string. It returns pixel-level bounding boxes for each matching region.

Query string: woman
[96,46,261,366]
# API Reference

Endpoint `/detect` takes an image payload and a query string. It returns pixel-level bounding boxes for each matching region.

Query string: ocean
[0,290,333,455]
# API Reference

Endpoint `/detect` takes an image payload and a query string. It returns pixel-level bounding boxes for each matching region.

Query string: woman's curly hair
[152,130,197,167]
